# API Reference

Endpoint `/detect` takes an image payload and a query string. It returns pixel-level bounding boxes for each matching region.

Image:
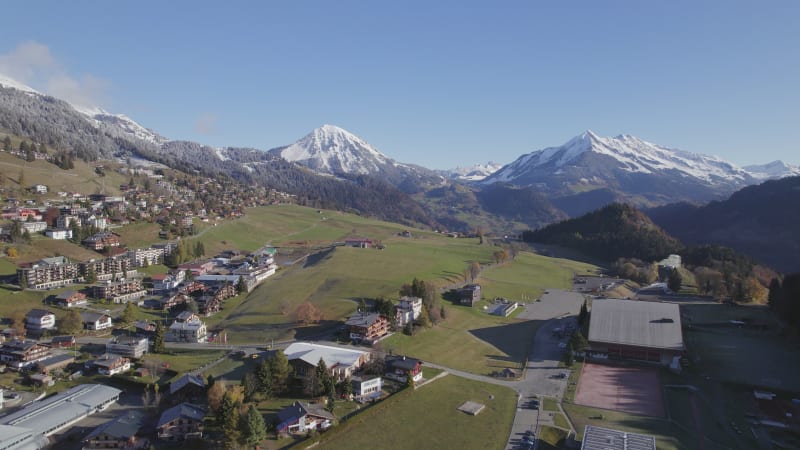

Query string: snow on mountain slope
[0,72,166,145]
[486,130,752,187]
[442,162,504,181]
[0,74,39,94]
[743,160,800,180]
[275,124,394,175]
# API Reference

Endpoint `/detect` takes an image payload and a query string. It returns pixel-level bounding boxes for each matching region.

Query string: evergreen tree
[243,404,267,448]
[237,275,247,295]
[241,372,258,402]
[255,359,273,399]
[2,136,11,151]
[17,169,24,187]
[218,392,241,448]
[17,270,27,290]
[340,377,353,399]
[269,349,291,395]
[152,323,166,353]
[122,302,136,324]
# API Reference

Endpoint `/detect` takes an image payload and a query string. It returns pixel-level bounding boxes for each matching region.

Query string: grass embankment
[538,425,568,450]
[317,375,516,450]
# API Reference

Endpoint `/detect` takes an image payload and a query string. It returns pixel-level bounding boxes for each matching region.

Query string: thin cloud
[0,40,110,109]
[194,113,217,135]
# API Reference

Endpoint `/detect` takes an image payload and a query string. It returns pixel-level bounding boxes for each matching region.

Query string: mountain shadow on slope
[647,176,800,273]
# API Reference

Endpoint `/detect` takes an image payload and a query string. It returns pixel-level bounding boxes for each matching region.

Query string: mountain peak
[0,72,39,95]
[275,125,391,175]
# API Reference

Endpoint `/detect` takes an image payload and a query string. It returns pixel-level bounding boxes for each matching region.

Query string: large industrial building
[587,299,684,366]
[0,384,121,449]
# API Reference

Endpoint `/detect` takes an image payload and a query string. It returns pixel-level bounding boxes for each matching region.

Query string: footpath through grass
[317,375,516,450]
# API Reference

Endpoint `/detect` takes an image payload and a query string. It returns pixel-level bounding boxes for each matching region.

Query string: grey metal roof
[0,384,121,437]
[284,342,366,370]
[581,425,656,450]
[36,353,75,367]
[84,410,144,441]
[80,311,108,323]
[345,312,382,327]
[588,299,683,350]
[157,403,206,428]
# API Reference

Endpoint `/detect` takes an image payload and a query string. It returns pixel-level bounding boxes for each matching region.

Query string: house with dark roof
[90,354,131,376]
[385,355,423,383]
[345,312,390,343]
[83,410,147,450]
[52,290,87,308]
[169,374,206,402]
[0,339,52,370]
[276,401,335,436]
[50,335,76,348]
[81,312,113,331]
[35,353,75,374]
[157,403,206,441]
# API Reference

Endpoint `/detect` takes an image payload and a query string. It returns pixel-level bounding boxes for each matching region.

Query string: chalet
[345,312,390,344]
[169,374,206,402]
[52,290,87,307]
[106,336,149,359]
[458,284,482,306]
[351,375,383,402]
[91,354,131,375]
[396,296,422,327]
[284,342,369,381]
[83,411,146,450]
[276,401,334,436]
[157,403,206,441]
[385,355,423,383]
[82,231,121,251]
[36,353,75,374]
[0,339,52,370]
[81,312,113,331]
[50,335,76,348]
[25,309,56,332]
[134,320,157,337]
[344,238,373,248]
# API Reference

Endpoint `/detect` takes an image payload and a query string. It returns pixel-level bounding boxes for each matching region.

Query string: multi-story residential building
[345,312,390,344]
[106,336,149,359]
[17,256,81,290]
[151,270,186,291]
[80,256,138,282]
[81,312,113,331]
[91,354,131,375]
[21,221,47,234]
[167,316,207,343]
[157,403,206,441]
[395,296,422,327]
[56,214,79,229]
[91,278,146,304]
[25,309,56,332]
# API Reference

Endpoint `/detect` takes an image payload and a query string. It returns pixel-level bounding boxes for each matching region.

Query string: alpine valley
[1,72,798,267]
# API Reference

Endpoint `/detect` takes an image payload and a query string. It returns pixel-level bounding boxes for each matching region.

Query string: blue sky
[0,1,797,169]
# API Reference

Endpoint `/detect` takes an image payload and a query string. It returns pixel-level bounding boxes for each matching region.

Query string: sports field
[575,363,664,417]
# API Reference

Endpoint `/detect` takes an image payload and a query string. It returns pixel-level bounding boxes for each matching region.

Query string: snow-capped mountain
[269,125,443,192]
[481,130,785,214]
[441,162,504,181]
[271,124,395,175]
[0,72,166,146]
[743,160,800,181]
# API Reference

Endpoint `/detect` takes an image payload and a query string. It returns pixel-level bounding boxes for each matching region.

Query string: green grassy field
[317,375,516,450]
[478,252,596,301]
[537,425,568,450]
[115,222,162,249]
